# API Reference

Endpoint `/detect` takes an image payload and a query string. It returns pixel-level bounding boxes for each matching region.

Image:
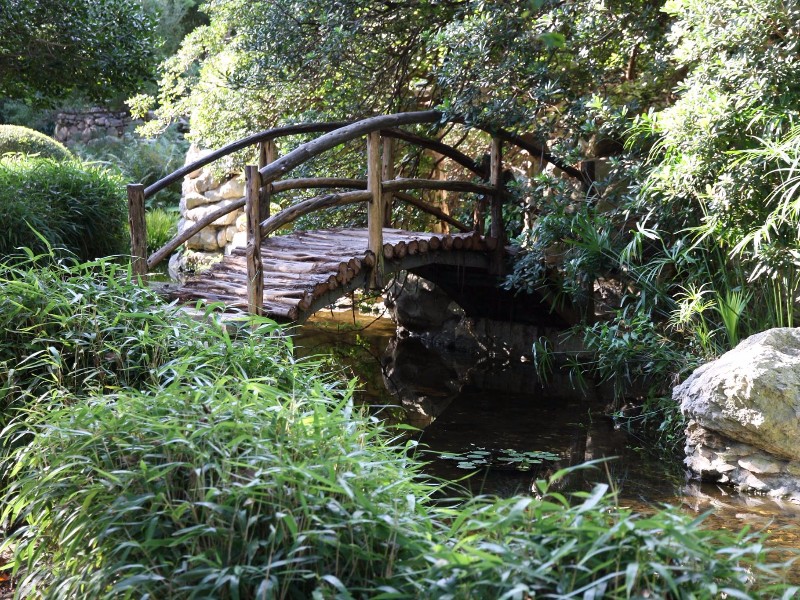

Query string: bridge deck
[164,228,491,321]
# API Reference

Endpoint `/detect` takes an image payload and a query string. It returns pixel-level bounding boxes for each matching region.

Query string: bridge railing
[128,110,586,313]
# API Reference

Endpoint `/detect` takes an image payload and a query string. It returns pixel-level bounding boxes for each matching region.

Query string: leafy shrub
[0,125,71,160]
[0,156,128,260]
[0,256,794,599]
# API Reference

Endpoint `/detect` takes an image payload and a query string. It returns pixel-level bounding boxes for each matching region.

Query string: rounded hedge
[0,124,72,161]
[0,156,128,260]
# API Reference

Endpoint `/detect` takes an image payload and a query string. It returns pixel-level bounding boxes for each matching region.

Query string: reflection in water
[296,311,800,565]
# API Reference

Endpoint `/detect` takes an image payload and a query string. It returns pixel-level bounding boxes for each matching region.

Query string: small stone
[225,225,236,243]
[193,170,222,194]
[738,455,783,474]
[230,231,247,251]
[686,453,712,473]
[184,192,210,210]
[203,188,224,203]
[740,472,769,492]
[185,145,214,179]
[187,227,219,251]
[216,228,227,248]
[185,199,239,226]
[236,213,247,232]
[709,458,736,473]
[219,176,245,199]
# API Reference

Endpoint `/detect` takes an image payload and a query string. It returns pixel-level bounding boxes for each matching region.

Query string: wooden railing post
[258,140,277,221]
[245,165,264,315]
[381,137,395,227]
[489,137,505,275]
[367,131,384,289]
[127,183,148,281]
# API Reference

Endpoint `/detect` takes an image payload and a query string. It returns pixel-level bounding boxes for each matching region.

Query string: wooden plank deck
[163,228,493,321]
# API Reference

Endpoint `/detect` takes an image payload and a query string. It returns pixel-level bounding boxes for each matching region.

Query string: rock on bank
[675,328,800,502]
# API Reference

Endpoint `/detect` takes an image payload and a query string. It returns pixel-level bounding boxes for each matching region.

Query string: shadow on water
[295,310,800,563]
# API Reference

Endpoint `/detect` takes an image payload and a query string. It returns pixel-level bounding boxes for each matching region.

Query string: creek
[294,310,800,564]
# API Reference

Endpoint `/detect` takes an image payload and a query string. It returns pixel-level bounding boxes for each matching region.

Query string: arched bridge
[128,111,585,323]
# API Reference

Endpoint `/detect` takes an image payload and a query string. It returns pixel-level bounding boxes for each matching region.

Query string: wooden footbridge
[128,111,586,322]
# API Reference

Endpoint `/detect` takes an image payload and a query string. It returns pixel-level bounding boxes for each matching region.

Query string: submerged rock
[675,328,800,502]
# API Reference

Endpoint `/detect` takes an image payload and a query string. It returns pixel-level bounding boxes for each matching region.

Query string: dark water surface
[294,311,800,563]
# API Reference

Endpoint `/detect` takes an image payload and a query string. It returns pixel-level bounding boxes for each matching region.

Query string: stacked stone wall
[54,108,133,144]
[170,145,247,278]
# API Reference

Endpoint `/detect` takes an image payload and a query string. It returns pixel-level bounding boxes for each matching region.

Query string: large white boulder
[675,328,800,500]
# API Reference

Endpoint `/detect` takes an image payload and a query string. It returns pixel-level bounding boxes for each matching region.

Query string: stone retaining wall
[54,108,133,144]
[170,145,248,278]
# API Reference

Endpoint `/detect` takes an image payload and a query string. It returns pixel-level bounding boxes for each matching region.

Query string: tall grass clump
[0,250,294,417]
[3,381,440,599]
[0,156,128,260]
[146,206,179,252]
[0,253,795,598]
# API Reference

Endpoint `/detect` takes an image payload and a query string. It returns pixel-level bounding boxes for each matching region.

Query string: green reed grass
[0,156,128,260]
[0,252,796,599]
[146,207,179,253]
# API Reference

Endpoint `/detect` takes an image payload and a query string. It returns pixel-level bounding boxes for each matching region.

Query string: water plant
[439,445,561,472]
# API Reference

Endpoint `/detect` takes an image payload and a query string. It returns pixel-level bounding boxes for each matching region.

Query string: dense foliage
[0,125,72,160]
[0,255,794,598]
[0,157,128,260]
[124,1,800,451]
[0,0,159,105]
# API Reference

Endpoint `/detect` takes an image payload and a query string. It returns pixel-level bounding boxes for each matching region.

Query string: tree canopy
[0,0,160,105]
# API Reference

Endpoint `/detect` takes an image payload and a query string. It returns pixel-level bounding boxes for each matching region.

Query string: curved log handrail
[147,175,477,269]
[258,188,471,239]
[143,121,351,198]
[260,191,372,237]
[270,178,366,193]
[382,178,493,196]
[132,109,588,281]
[254,111,440,184]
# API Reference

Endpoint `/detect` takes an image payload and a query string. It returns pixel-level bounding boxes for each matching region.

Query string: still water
[294,310,800,561]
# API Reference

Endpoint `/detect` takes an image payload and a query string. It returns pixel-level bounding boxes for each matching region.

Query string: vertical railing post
[127,183,148,282]
[258,140,277,222]
[245,165,264,316]
[473,198,487,235]
[489,137,505,275]
[367,131,384,289]
[381,137,395,227]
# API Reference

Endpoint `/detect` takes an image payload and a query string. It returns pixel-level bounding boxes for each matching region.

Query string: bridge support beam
[245,165,264,315]
[489,137,505,275]
[127,183,148,281]
[367,131,384,289]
